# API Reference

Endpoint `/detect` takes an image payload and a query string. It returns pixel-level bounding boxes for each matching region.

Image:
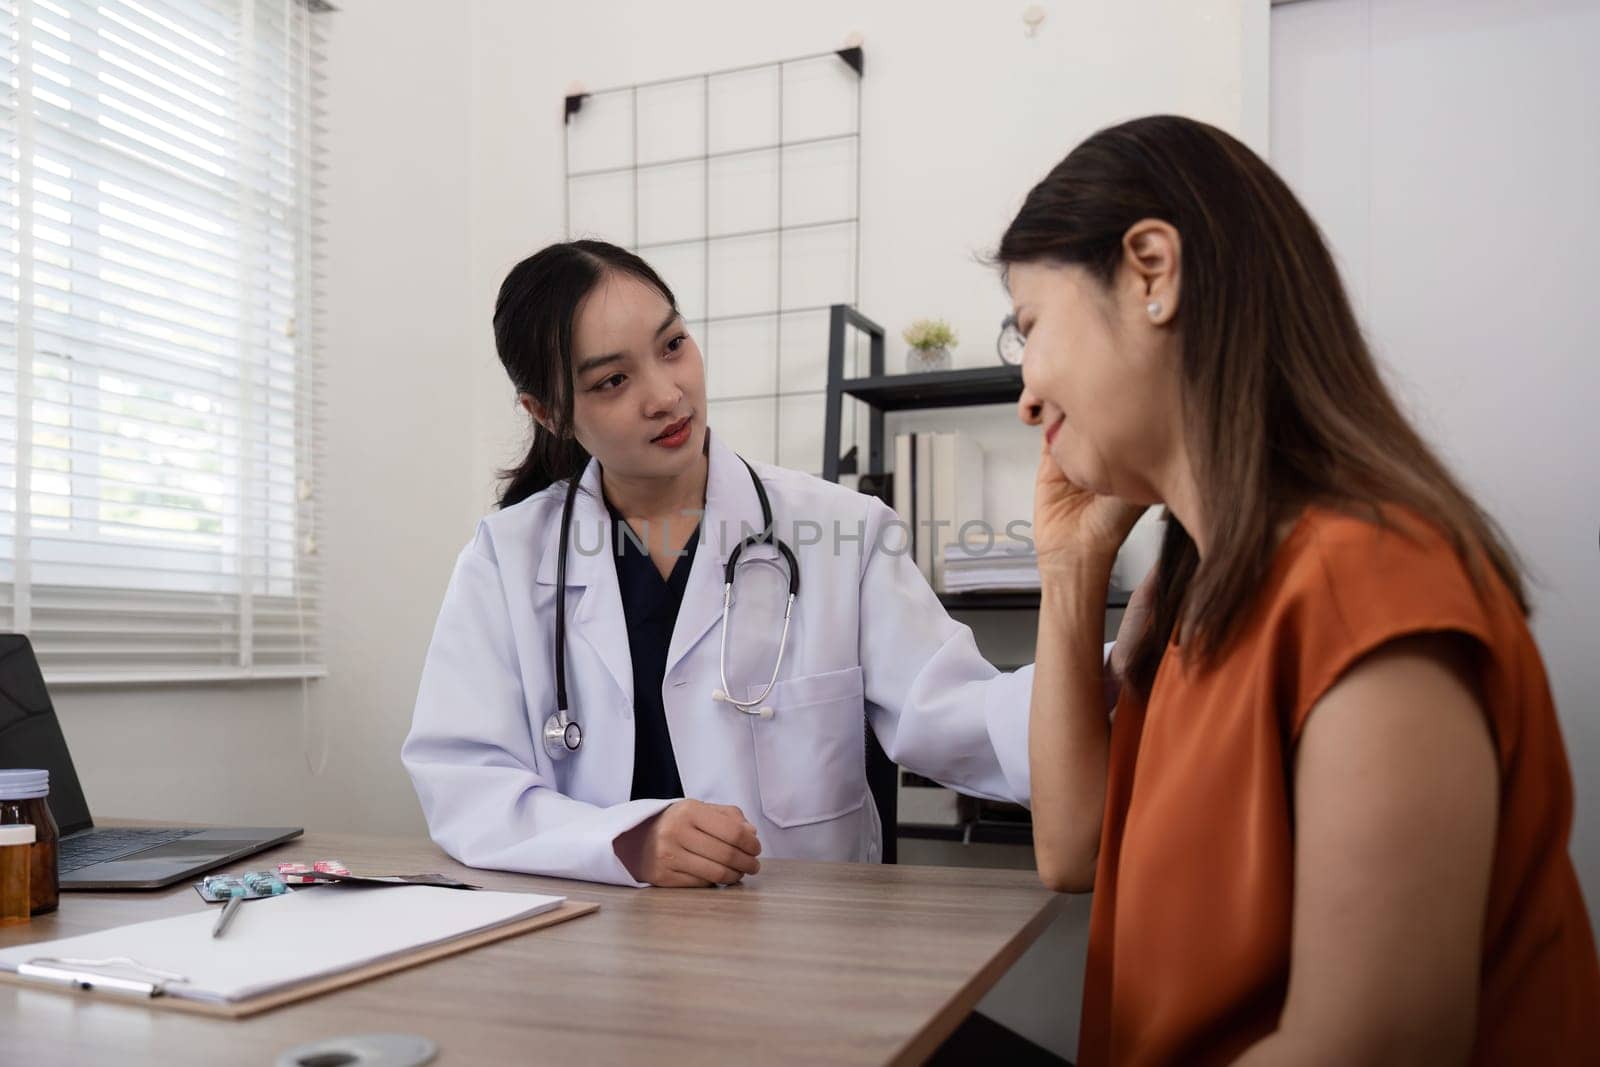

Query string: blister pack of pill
[194,869,290,903]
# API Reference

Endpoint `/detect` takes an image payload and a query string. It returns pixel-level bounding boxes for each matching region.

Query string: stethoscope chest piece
[543,708,582,761]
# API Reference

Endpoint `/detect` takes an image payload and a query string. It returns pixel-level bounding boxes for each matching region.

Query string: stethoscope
[542,455,801,761]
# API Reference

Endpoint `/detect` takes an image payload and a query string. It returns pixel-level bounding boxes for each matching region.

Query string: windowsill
[45,666,328,689]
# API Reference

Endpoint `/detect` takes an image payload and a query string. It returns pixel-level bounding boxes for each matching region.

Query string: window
[0,0,325,683]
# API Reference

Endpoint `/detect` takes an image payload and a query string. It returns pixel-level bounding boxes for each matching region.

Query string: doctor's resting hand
[612,799,763,888]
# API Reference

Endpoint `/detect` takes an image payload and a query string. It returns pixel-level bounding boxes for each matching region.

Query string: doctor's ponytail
[498,427,589,511]
[492,241,678,509]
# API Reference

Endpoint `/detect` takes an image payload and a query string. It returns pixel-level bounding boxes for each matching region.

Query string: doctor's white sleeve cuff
[595,797,681,887]
[983,663,1034,807]
[580,797,680,888]
[436,794,678,889]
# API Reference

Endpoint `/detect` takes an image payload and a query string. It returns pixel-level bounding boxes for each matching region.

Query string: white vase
[906,345,952,373]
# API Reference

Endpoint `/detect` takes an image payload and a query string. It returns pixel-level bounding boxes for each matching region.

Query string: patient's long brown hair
[997,115,1526,698]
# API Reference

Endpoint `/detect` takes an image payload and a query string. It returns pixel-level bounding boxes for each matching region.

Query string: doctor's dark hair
[493,240,679,508]
[997,115,1526,699]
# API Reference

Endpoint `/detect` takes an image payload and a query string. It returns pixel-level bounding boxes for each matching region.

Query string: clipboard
[0,887,599,1018]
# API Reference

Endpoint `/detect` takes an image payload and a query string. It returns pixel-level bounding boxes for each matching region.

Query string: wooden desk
[0,830,1064,1065]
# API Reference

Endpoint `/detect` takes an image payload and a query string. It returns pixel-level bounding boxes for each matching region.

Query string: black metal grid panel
[563,48,865,471]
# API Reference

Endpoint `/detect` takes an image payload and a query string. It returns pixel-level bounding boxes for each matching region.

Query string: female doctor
[402,240,1037,888]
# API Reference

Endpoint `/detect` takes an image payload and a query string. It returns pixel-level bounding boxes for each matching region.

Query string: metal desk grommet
[276,1033,438,1067]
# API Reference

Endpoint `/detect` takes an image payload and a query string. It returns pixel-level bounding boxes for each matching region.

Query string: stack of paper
[940,538,1041,593]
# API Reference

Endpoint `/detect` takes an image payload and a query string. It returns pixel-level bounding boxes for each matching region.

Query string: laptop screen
[0,635,94,835]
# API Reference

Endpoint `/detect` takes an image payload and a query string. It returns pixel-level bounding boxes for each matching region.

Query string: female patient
[1005,115,1599,1063]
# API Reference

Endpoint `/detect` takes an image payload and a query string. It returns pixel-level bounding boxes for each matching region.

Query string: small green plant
[902,318,958,351]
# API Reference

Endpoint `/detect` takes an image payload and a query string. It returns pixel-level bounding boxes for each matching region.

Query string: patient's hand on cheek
[1032,440,1144,572]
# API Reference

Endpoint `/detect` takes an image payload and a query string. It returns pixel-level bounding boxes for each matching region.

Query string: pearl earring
[1146,300,1163,320]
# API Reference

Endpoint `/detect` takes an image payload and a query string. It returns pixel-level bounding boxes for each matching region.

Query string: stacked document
[941,538,1041,593]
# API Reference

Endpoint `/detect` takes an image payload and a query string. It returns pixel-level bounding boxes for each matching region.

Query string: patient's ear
[1121,219,1182,325]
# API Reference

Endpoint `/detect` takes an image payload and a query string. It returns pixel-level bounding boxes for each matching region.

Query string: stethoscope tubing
[545,453,798,760]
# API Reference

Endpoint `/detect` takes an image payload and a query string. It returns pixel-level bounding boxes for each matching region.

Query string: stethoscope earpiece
[547,454,796,762]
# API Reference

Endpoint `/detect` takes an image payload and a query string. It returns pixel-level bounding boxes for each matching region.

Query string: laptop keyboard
[59,827,204,873]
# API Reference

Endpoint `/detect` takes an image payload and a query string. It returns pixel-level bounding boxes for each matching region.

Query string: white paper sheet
[0,885,566,1003]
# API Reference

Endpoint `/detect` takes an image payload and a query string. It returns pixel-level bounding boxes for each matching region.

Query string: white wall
[466,0,1269,516]
[49,0,481,837]
[1271,0,1600,927]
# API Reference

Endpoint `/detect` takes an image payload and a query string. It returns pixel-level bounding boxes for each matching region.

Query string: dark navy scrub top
[605,496,699,802]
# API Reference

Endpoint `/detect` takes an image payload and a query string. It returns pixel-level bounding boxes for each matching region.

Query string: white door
[1270,0,1600,925]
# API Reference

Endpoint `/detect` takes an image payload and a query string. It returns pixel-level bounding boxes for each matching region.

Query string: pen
[212,894,242,939]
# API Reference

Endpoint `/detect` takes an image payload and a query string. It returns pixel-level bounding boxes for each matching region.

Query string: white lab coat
[402,431,1035,887]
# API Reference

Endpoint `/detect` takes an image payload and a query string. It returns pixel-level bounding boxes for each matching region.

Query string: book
[929,433,986,592]
[893,432,915,568]
[892,431,934,583]
[914,433,934,581]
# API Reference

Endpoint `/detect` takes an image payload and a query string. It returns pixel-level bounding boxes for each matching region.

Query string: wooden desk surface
[0,829,1064,1065]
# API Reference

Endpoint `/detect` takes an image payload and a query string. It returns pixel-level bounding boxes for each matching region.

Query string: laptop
[0,634,302,889]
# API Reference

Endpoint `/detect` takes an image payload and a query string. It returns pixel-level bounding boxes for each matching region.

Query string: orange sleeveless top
[1079,508,1599,1065]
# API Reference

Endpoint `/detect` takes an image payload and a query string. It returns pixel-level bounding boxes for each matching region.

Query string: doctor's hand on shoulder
[613,799,763,888]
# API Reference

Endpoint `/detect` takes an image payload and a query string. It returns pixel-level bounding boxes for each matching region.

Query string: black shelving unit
[938,588,1132,612]
[938,590,1041,611]
[822,305,1037,865]
[821,305,1024,482]
[839,365,1026,412]
[898,821,1035,847]
[819,304,1138,865]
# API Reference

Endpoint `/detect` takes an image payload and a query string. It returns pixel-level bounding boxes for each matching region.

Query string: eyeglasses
[996,314,1025,366]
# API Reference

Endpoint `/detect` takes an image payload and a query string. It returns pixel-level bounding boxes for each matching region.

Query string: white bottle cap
[0,768,48,799]
[0,824,36,846]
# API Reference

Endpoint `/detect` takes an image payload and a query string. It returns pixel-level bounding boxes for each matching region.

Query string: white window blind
[0,0,325,684]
